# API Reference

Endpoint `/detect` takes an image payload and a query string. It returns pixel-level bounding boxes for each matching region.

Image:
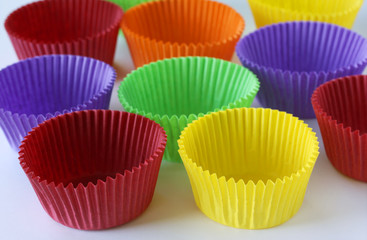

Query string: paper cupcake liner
[236,21,367,119]
[312,75,367,182]
[178,108,319,229]
[118,57,259,162]
[19,110,167,230]
[121,0,245,67]
[107,0,156,11]
[5,0,123,65]
[0,55,116,151]
[248,0,363,29]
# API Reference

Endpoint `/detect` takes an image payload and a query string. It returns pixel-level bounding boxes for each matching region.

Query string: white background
[0,1,366,239]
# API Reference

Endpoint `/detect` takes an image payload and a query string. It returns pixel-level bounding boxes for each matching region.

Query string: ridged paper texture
[236,21,367,118]
[108,0,156,11]
[178,108,319,229]
[118,57,259,162]
[5,0,123,64]
[121,0,245,67]
[248,0,363,29]
[0,55,116,151]
[312,75,367,182]
[19,110,167,230]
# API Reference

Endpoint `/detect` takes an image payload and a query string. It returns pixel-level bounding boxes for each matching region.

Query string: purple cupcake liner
[236,21,367,118]
[0,55,116,151]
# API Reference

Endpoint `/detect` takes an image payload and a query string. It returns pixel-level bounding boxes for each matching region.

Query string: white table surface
[0,1,367,239]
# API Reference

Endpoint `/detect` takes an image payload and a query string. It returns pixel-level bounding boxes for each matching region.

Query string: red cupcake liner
[19,110,167,230]
[5,0,123,65]
[312,75,367,182]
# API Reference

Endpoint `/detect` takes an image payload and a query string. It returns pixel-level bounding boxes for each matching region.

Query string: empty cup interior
[20,111,165,187]
[313,75,367,134]
[181,109,316,183]
[238,22,367,72]
[5,0,122,43]
[122,0,244,45]
[119,58,258,116]
[0,55,115,116]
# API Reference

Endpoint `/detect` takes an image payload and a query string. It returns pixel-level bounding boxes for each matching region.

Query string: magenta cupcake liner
[0,55,116,151]
[236,21,367,118]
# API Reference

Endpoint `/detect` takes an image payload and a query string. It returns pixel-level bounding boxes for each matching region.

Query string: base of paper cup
[153,114,200,163]
[251,68,366,119]
[331,160,367,182]
[318,122,367,182]
[201,203,301,229]
[31,171,160,230]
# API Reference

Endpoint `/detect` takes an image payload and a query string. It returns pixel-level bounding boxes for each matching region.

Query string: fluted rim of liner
[121,0,245,48]
[0,55,116,119]
[178,108,319,185]
[248,0,363,19]
[5,0,123,45]
[312,75,367,137]
[236,21,367,76]
[18,110,167,188]
[118,57,260,121]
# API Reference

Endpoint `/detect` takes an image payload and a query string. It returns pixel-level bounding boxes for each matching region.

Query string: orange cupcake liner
[121,0,245,67]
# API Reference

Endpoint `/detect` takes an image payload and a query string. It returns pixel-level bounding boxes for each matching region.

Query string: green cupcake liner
[107,0,156,11]
[118,57,260,163]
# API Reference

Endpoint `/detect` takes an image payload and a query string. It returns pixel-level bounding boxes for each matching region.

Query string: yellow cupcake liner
[178,108,319,229]
[248,0,363,29]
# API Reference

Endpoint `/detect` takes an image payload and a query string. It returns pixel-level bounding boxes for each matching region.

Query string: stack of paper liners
[118,57,259,163]
[121,0,244,67]
[19,110,167,230]
[248,0,363,29]
[5,0,123,65]
[312,75,367,182]
[0,55,115,151]
[178,108,319,229]
[236,21,367,119]
[107,0,156,11]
